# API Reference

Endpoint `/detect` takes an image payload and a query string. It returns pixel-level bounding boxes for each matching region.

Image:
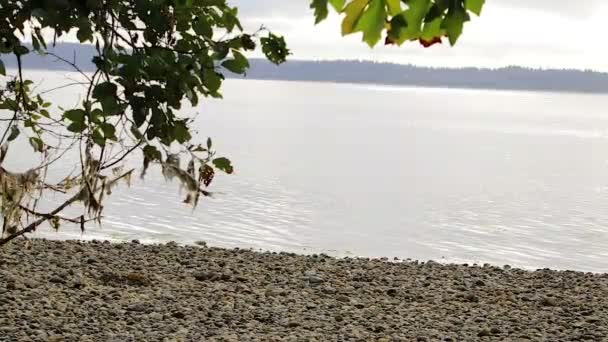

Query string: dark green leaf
[213,157,234,174]
[193,17,213,37]
[203,69,222,92]
[424,3,445,22]
[14,45,29,56]
[201,164,215,187]
[173,121,191,143]
[31,8,48,19]
[130,126,144,140]
[311,0,330,24]
[90,108,104,124]
[67,121,87,133]
[443,4,467,45]
[100,97,123,115]
[221,50,250,74]
[207,137,212,149]
[63,109,86,123]
[34,28,47,50]
[192,145,207,152]
[143,145,162,161]
[92,129,105,146]
[32,35,41,52]
[29,137,44,152]
[261,34,290,65]
[241,34,256,50]
[93,82,118,100]
[77,27,93,43]
[100,123,116,139]
[394,0,431,44]
[7,126,20,142]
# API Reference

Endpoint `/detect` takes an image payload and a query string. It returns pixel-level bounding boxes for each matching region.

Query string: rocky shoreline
[1,239,608,341]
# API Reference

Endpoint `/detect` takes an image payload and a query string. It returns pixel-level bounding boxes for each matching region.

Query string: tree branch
[0,169,134,247]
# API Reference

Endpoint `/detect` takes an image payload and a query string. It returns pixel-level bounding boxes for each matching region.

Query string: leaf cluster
[311,0,484,47]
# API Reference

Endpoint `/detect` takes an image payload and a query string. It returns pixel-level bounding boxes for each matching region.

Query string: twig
[18,205,92,224]
[0,169,134,246]
[45,52,92,82]
[100,141,143,170]
[0,54,24,145]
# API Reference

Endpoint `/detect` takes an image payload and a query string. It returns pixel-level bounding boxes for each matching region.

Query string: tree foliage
[310,0,485,47]
[0,0,482,245]
[0,0,289,244]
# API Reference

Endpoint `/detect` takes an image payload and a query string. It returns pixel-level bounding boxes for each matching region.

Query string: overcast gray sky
[232,1,607,71]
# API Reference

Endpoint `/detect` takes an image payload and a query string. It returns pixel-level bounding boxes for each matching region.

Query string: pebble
[0,239,607,341]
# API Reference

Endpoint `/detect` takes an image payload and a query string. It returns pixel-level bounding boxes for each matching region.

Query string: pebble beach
[1,239,608,341]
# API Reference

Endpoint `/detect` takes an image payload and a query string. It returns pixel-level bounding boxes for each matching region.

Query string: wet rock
[478,328,491,337]
[336,295,351,303]
[539,296,557,307]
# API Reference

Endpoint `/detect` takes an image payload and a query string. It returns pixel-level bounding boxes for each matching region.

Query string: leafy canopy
[0,0,289,244]
[311,0,485,47]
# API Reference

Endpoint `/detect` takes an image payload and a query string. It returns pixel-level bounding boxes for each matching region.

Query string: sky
[232,0,608,71]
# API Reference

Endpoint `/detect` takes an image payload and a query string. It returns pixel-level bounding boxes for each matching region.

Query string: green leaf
[193,17,212,38]
[465,0,485,15]
[261,34,290,65]
[67,121,87,133]
[92,129,105,146]
[354,0,386,47]
[311,0,330,24]
[424,3,444,22]
[143,145,162,161]
[131,98,148,127]
[31,8,47,19]
[207,137,212,149]
[63,109,86,123]
[213,157,234,174]
[100,97,123,115]
[32,35,41,52]
[100,123,116,139]
[394,0,431,44]
[29,137,44,152]
[92,82,118,100]
[203,69,222,93]
[310,0,346,23]
[420,17,445,40]
[173,121,191,143]
[443,5,467,45]
[221,50,250,74]
[192,145,207,152]
[130,126,144,140]
[386,0,402,16]
[341,0,369,35]
[7,126,20,142]
[34,28,47,50]
[0,59,5,76]
[14,45,29,56]
[329,0,346,11]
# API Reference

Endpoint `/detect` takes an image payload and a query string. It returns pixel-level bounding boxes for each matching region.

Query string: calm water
[8,71,608,272]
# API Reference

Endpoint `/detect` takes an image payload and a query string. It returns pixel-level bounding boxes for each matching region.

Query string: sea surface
[5,71,608,272]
